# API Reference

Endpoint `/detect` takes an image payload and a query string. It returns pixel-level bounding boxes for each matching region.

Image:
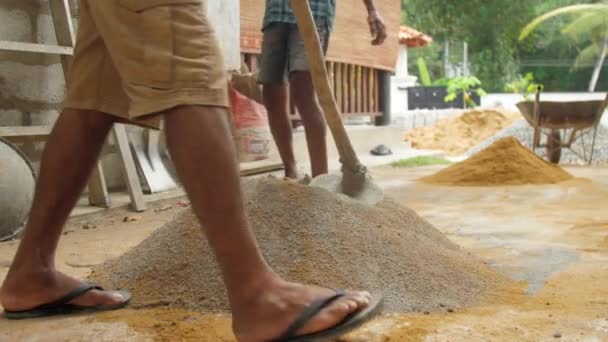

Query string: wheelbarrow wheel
[546,129,562,164]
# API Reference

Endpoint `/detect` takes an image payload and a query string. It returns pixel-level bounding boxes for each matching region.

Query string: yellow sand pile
[421,137,573,186]
[404,109,521,156]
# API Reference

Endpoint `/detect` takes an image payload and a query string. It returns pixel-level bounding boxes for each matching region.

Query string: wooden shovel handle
[290,0,363,173]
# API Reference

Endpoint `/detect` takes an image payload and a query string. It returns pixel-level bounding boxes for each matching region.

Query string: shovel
[290,0,383,205]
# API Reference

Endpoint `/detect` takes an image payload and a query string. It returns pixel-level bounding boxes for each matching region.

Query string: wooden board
[349,65,355,113]
[371,71,380,111]
[0,41,73,55]
[239,0,401,71]
[356,65,362,113]
[48,0,76,76]
[336,63,343,111]
[0,126,53,143]
[239,161,284,176]
[327,61,335,92]
[88,164,110,208]
[111,124,146,212]
[363,67,369,112]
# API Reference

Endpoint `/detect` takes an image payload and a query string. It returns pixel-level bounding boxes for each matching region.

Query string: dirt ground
[1,166,607,341]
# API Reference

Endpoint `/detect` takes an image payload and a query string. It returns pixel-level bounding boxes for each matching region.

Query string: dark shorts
[258,19,330,84]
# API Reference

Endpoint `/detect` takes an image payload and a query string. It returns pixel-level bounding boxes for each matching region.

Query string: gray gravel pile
[91,177,502,313]
[466,120,608,165]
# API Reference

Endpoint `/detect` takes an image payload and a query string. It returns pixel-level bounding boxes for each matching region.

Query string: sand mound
[421,137,573,186]
[404,109,521,156]
[92,178,502,313]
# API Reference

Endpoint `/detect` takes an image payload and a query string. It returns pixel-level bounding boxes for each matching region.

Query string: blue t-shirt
[263,0,336,30]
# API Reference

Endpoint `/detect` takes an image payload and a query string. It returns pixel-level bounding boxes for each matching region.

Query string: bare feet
[0,270,125,312]
[232,277,371,342]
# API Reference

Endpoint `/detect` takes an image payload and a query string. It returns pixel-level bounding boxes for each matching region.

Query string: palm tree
[519,2,608,92]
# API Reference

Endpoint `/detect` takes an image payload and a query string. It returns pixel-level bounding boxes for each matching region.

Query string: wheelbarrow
[516,88,608,164]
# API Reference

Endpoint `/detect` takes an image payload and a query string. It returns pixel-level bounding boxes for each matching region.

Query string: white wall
[392,92,607,130]
[205,0,241,71]
[390,46,417,118]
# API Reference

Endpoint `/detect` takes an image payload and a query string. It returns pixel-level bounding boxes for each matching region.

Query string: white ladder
[0,0,146,212]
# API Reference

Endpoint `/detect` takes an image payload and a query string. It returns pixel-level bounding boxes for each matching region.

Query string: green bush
[391,156,451,168]
[444,76,487,108]
[505,73,544,101]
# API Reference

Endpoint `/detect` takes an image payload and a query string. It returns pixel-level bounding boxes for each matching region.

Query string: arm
[362,0,387,45]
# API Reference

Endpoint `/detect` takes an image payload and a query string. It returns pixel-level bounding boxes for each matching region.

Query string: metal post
[444,41,450,77]
[532,86,542,150]
[463,41,469,76]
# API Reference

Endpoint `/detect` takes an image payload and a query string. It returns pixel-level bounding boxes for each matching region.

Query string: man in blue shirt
[259,0,387,179]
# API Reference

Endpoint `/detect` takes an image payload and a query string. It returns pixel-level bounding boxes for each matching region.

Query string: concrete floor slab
[3,160,607,341]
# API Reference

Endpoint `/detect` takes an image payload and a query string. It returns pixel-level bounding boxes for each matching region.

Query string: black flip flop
[3,284,131,320]
[272,290,384,342]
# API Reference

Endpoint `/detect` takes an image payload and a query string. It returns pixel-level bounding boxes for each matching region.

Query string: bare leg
[164,105,369,342]
[263,82,298,179]
[0,110,125,311]
[290,71,328,177]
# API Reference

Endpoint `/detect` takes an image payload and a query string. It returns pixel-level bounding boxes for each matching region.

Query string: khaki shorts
[65,0,229,129]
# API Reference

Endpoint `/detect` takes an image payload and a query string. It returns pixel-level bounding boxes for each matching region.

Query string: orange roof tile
[399,25,432,48]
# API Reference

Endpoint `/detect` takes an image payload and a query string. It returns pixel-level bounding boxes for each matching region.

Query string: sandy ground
[1,166,608,341]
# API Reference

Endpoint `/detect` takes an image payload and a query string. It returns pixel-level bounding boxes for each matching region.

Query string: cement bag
[230,62,263,104]
[229,86,271,162]
[231,72,263,104]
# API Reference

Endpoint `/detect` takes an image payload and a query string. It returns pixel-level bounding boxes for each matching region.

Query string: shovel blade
[308,173,383,205]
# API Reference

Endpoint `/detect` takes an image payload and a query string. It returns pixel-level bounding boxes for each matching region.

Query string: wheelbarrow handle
[601,92,608,115]
[531,86,542,148]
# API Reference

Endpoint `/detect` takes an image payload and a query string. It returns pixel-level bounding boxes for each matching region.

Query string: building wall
[240,0,401,71]
[0,0,240,190]
[391,46,417,117]
[0,0,66,127]
[0,0,75,178]
[205,0,241,70]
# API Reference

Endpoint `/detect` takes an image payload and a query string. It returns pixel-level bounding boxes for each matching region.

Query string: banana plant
[519,2,608,92]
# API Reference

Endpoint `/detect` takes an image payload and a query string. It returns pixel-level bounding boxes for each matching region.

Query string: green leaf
[519,4,608,41]
[417,57,432,86]
[504,73,543,100]
[562,12,608,43]
[443,76,487,105]
[572,44,602,69]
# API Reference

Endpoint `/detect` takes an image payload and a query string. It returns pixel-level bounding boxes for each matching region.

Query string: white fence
[392,92,608,130]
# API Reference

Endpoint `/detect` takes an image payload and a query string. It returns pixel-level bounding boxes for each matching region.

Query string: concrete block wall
[0,0,67,126]
[0,1,126,189]
[0,0,69,175]
[1,0,240,191]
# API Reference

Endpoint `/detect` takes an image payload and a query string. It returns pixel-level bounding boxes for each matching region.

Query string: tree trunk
[589,33,608,92]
